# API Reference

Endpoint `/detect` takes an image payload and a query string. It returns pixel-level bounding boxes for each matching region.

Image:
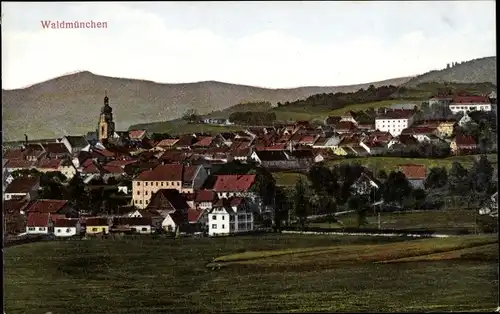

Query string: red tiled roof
[452,96,489,104]
[213,175,256,192]
[187,208,204,223]
[36,158,65,169]
[156,139,179,147]
[5,176,39,194]
[135,164,200,182]
[195,190,217,202]
[85,217,109,226]
[3,149,25,160]
[335,121,357,130]
[50,214,67,223]
[5,159,36,169]
[54,218,79,228]
[298,136,316,144]
[26,199,68,214]
[399,164,426,180]
[376,109,414,120]
[26,213,50,227]
[92,148,115,158]
[455,135,477,146]
[129,130,147,140]
[193,136,213,147]
[42,143,68,154]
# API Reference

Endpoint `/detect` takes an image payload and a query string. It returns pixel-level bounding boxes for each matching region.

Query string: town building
[449,96,491,114]
[375,110,415,136]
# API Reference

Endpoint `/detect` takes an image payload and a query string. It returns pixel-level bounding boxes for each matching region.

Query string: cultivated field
[4,234,498,313]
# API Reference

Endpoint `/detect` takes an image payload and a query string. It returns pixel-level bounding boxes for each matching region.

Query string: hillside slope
[404,56,496,86]
[2,72,411,141]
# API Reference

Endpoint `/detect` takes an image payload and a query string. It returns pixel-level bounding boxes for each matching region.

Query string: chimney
[24,134,28,146]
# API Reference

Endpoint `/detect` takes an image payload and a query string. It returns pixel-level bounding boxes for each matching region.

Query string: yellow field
[208,235,498,269]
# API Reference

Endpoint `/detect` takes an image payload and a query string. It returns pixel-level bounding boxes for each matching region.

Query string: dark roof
[289,150,314,159]
[26,213,50,227]
[255,150,289,161]
[5,176,39,194]
[113,217,152,226]
[147,189,190,212]
[26,199,69,214]
[135,164,200,182]
[63,136,89,148]
[213,175,256,192]
[85,217,109,226]
[42,143,69,154]
[54,218,79,228]
[195,190,217,202]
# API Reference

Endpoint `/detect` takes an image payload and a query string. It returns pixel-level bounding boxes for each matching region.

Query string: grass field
[325,154,498,171]
[311,209,478,232]
[5,234,498,313]
[272,171,308,186]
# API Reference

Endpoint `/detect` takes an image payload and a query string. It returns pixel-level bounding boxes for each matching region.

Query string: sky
[1,1,496,90]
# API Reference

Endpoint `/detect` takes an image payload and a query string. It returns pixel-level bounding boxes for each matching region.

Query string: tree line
[228,111,277,125]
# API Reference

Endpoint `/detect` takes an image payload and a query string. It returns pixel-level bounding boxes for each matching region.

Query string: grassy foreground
[5,235,498,313]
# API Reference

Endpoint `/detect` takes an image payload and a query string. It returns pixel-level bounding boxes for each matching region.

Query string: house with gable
[4,175,40,201]
[111,217,153,234]
[194,189,218,210]
[208,197,255,236]
[26,213,55,235]
[54,218,82,237]
[145,189,191,216]
[132,163,208,209]
[35,158,77,180]
[59,135,90,154]
[450,135,477,155]
[212,174,256,199]
[398,164,426,189]
[350,172,381,196]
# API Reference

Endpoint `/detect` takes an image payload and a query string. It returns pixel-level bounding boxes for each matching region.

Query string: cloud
[1,2,496,89]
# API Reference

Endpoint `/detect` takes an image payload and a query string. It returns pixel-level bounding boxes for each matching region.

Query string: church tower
[97,91,115,142]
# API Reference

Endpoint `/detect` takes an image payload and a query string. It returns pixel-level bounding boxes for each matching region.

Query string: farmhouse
[375,110,415,137]
[208,197,255,236]
[54,218,82,237]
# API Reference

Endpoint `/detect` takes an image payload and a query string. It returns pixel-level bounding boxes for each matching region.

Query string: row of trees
[277,85,400,110]
[228,111,277,125]
[272,155,496,229]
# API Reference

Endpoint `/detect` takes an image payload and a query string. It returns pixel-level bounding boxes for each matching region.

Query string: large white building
[449,96,491,114]
[375,110,415,137]
[208,197,254,236]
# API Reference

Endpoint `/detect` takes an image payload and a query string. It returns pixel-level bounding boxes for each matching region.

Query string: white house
[208,197,254,236]
[161,211,186,233]
[449,96,491,114]
[26,213,54,235]
[375,110,415,137]
[458,112,472,127]
[112,217,153,234]
[4,176,40,201]
[54,218,81,237]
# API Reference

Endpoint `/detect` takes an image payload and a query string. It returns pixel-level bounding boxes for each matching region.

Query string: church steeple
[98,91,115,142]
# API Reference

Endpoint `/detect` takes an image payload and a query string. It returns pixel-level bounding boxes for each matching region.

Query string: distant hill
[404,56,496,87]
[1,71,411,141]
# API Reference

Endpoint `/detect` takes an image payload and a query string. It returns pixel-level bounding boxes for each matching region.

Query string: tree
[377,169,388,181]
[411,188,427,209]
[424,166,448,189]
[293,178,310,229]
[383,171,413,207]
[471,155,494,193]
[274,186,292,230]
[347,195,369,227]
[249,168,276,207]
[182,109,199,124]
[308,163,338,196]
[448,162,470,196]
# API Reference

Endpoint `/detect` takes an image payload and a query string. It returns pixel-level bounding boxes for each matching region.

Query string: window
[92,227,98,231]
[156,182,159,186]
[167,182,170,186]
[177,182,180,186]
[222,224,225,229]
[145,182,148,186]
[212,224,217,229]
[212,215,216,220]
[57,229,61,233]
[66,228,71,233]
[161,182,164,186]
[150,182,153,186]
[139,200,142,204]
[146,200,149,204]
[38,227,44,231]
[28,227,35,231]
[142,227,147,231]
[137,191,140,195]
[135,200,138,204]
[222,216,225,220]
[137,182,141,186]
[145,191,148,195]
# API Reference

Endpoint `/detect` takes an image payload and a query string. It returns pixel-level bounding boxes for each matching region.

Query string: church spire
[104,90,109,106]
